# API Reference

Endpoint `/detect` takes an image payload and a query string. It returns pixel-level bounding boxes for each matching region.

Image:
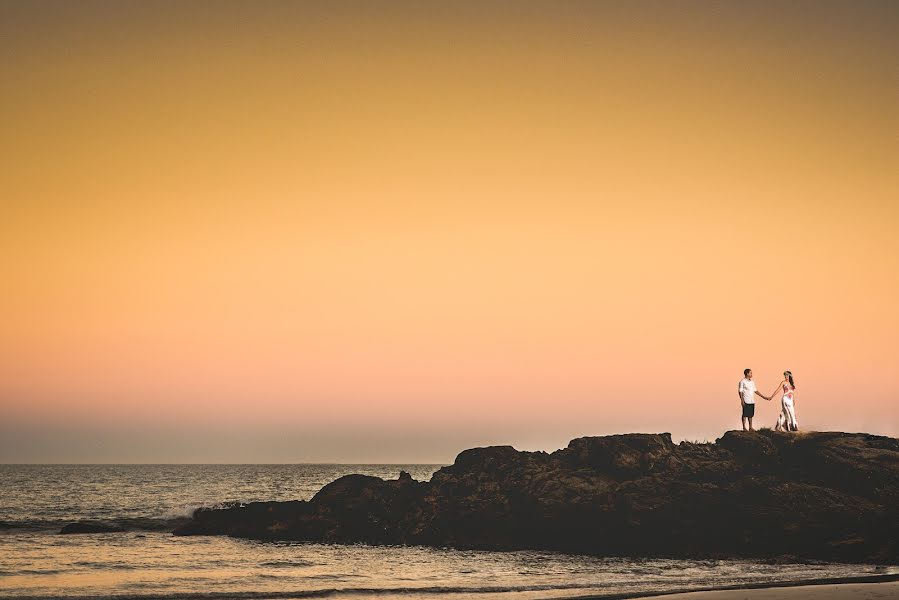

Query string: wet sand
[563,574,899,600]
[631,580,899,600]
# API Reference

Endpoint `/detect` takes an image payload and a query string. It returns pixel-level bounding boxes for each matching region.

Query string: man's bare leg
[742,416,748,431]
[748,417,754,431]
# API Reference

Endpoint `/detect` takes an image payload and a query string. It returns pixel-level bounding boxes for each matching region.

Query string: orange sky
[1,1,897,462]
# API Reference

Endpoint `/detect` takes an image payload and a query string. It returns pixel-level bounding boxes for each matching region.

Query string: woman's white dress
[777,383,798,430]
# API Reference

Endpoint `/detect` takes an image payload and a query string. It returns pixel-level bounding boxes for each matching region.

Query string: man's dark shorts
[742,403,755,418]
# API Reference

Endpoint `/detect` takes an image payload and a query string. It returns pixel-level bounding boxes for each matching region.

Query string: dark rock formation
[60,521,126,534]
[173,431,899,563]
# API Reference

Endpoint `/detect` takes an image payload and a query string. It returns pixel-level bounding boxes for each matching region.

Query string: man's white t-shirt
[739,377,756,404]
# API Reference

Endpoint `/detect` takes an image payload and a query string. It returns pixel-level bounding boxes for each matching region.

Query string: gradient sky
[1,1,897,463]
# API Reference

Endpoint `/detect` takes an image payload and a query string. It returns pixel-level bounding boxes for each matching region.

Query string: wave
[0,502,249,533]
[0,519,70,532]
[160,501,243,521]
[258,560,318,568]
[0,581,611,600]
[0,516,191,533]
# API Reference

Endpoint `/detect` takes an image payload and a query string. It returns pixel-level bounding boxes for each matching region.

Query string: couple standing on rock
[738,368,799,432]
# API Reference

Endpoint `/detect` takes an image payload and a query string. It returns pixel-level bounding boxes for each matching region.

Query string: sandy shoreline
[629,581,899,600]
[559,573,899,600]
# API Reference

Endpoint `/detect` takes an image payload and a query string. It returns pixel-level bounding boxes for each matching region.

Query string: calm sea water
[0,465,894,600]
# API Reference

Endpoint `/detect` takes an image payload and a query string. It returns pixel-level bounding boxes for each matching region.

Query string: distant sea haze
[1,464,894,599]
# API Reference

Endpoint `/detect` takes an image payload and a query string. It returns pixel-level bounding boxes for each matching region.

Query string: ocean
[0,464,893,600]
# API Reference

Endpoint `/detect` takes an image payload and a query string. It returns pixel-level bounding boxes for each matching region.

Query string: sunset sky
[2,1,897,463]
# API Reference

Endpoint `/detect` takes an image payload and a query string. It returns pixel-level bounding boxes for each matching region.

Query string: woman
[774,371,799,432]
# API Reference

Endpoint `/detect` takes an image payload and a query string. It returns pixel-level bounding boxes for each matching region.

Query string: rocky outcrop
[173,431,899,563]
[60,521,126,534]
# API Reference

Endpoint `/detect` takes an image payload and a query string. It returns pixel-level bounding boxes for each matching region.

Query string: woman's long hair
[784,371,795,388]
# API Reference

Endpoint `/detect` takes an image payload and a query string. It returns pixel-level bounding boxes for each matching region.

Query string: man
[738,368,771,431]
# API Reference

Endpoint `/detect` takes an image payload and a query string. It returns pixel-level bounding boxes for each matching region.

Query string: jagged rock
[560,433,678,475]
[60,521,125,534]
[172,431,899,563]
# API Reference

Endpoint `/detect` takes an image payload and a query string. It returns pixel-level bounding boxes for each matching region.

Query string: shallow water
[0,465,894,599]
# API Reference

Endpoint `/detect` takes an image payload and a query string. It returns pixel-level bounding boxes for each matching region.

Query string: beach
[631,581,899,600]
[559,575,899,600]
